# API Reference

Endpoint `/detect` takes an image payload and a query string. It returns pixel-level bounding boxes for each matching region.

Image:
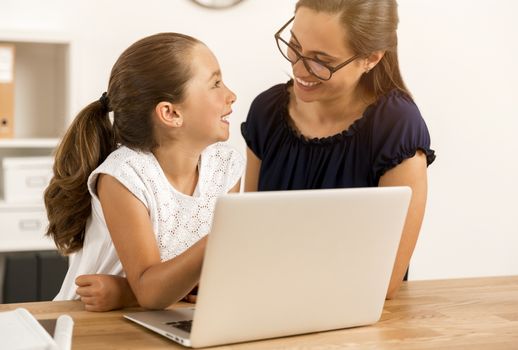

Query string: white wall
[1,0,517,280]
[398,0,518,279]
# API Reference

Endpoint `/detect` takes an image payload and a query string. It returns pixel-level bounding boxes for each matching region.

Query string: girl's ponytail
[44,99,115,254]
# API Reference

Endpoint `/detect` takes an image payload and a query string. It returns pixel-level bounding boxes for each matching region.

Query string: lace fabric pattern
[88,142,245,262]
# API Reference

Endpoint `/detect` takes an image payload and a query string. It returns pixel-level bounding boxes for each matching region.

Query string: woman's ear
[155,102,183,128]
[364,50,385,73]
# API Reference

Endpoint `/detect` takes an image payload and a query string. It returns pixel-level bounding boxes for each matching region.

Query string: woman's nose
[292,58,311,77]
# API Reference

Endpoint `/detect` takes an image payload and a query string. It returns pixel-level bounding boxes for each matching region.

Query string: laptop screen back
[190,187,411,348]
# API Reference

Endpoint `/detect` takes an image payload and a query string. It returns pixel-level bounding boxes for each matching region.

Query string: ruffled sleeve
[370,92,436,183]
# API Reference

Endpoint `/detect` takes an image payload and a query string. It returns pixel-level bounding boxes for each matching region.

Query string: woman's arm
[97,174,207,310]
[244,147,260,192]
[378,151,428,299]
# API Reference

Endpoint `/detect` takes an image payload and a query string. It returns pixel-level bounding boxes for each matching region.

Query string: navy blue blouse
[241,80,435,191]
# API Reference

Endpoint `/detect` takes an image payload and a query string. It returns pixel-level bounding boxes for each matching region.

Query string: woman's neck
[310,87,368,120]
[152,142,202,196]
[290,86,372,138]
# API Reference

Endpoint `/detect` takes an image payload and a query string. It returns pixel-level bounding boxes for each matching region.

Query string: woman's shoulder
[242,81,291,142]
[249,81,290,115]
[367,90,436,178]
[253,81,289,102]
[362,89,431,142]
[369,89,422,124]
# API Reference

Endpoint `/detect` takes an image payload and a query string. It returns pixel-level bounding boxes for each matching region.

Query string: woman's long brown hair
[44,33,200,255]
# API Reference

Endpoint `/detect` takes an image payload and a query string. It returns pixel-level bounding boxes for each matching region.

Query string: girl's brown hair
[295,0,411,100]
[44,33,201,255]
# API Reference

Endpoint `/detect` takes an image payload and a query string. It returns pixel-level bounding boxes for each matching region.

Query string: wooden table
[1,276,517,349]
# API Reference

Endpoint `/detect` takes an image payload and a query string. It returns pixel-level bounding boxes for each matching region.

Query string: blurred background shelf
[0,138,59,149]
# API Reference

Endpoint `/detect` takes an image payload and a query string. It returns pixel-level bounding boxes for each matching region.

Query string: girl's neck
[152,142,202,196]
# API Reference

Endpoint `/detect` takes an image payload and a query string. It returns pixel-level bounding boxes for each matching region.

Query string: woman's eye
[289,41,301,50]
[214,80,221,88]
[316,58,331,65]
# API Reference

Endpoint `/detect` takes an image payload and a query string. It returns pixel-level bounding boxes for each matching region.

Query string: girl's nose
[228,88,237,104]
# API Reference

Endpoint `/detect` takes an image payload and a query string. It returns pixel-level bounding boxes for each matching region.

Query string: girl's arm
[96,174,207,310]
[76,175,243,311]
[181,176,242,304]
[229,178,241,193]
[76,274,137,311]
[379,151,428,299]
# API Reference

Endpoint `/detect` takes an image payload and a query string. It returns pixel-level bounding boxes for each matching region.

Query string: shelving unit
[0,31,70,253]
[0,138,59,148]
[0,200,55,251]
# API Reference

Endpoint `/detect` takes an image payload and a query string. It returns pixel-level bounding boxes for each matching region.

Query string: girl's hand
[75,274,138,311]
[182,285,198,303]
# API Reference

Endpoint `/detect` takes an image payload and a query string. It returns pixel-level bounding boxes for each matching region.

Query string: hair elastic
[99,92,110,113]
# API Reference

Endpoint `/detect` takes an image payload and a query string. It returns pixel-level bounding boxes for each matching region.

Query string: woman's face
[178,44,236,145]
[288,7,366,103]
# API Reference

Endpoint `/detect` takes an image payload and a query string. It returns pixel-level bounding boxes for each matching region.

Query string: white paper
[0,308,74,350]
[0,308,58,350]
[0,46,14,83]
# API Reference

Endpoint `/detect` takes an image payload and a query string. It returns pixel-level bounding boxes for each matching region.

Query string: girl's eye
[214,80,221,88]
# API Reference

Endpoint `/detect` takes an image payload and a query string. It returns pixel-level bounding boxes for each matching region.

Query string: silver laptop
[124,187,411,348]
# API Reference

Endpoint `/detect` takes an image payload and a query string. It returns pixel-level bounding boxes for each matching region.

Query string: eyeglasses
[274,16,360,81]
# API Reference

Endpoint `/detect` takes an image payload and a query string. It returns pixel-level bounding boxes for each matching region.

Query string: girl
[45,33,244,310]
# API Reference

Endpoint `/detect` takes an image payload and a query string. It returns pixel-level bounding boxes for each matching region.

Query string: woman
[45,32,244,310]
[241,0,435,298]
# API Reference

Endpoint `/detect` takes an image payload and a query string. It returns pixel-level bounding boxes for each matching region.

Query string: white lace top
[54,143,244,300]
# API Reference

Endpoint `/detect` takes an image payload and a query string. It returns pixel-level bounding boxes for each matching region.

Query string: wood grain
[1,276,517,349]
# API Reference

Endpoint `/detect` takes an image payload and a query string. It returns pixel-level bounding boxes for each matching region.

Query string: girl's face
[288,7,366,103]
[178,44,236,145]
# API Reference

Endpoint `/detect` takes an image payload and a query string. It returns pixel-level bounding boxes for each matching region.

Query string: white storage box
[1,157,54,203]
[0,204,55,251]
